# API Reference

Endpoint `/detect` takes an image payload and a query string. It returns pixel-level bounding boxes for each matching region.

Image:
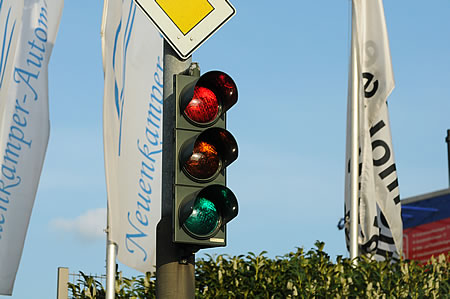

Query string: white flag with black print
[344,0,402,260]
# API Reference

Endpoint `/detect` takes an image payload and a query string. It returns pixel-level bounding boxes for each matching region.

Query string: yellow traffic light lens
[184,141,220,180]
[184,86,219,124]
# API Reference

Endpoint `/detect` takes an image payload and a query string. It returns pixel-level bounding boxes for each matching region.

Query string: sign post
[156,41,194,297]
[135,1,237,297]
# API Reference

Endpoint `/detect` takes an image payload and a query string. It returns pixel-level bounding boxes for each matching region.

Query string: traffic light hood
[180,71,238,126]
[178,184,239,239]
[179,127,238,182]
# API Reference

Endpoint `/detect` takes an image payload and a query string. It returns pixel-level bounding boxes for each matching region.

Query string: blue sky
[4,0,450,298]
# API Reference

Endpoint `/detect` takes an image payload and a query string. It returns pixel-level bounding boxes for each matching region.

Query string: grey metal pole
[102,2,117,296]
[57,267,69,299]
[105,202,116,299]
[349,1,360,262]
[105,238,117,299]
[446,129,450,187]
[156,40,195,298]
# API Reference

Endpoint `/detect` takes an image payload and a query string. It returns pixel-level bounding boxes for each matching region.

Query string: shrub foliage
[69,242,449,298]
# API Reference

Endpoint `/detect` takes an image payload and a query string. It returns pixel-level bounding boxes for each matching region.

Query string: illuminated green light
[184,197,219,237]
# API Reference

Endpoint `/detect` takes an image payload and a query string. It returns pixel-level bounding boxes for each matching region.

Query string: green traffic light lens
[184,197,220,237]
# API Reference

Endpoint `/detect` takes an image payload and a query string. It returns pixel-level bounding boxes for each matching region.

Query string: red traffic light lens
[184,86,219,124]
[184,141,221,180]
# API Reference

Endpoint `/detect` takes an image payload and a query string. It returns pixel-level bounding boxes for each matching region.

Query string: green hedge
[69,242,449,298]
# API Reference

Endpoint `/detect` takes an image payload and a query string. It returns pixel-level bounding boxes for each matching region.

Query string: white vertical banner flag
[102,0,163,272]
[0,0,63,295]
[345,0,402,260]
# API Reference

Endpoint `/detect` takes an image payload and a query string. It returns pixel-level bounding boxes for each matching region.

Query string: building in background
[401,188,450,262]
[401,130,450,262]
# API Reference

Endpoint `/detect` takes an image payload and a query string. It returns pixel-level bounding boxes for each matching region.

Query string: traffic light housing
[173,70,238,247]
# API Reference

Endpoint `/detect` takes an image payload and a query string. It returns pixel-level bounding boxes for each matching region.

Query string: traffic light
[173,70,238,247]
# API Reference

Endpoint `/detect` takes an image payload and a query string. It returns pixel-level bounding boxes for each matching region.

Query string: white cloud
[50,208,106,241]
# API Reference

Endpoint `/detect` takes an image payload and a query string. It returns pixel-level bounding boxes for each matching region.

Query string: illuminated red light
[184,86,219,124]
[184,141,220,180]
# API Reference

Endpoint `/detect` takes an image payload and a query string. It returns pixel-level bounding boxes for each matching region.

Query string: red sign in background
[403,218,450,262]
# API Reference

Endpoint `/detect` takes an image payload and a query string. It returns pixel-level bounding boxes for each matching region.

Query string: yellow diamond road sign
[155,0,214,35]
[135,0,235,59]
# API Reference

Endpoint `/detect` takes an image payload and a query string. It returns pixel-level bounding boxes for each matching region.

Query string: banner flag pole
[349,0,360,262]
[101,2,116,298]
[106,203,117,299]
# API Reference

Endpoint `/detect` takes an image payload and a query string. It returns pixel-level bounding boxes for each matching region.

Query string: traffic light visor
[179,185,238,239]
[181,71,238,126]
[180,128,238,182]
